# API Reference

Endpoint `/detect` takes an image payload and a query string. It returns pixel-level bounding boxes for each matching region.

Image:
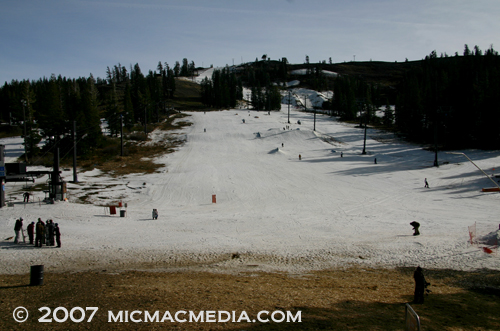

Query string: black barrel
[30,265,44,286]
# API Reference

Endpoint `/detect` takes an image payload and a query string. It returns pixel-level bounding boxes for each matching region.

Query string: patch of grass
[170,78,212,111]
[0,267,499,330]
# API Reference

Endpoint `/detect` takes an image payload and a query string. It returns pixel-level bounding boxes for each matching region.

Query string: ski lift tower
[286,80,300,124]
[0,145,5,207]
[49,147,66,201]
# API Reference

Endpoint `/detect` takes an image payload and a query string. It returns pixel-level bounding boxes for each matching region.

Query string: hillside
[2,106,499,274]
[240,59,418,87]
[170,78,206,111]
[289,60,418,87]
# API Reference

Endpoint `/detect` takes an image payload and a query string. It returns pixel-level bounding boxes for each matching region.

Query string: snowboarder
[152,209,158,220]
[424,178,429,188]
[23,192,30,202]
[413,266,429,304]
[410,221,420,236]
[35,219,45,247]
[341,152,343,158]
[54,223,61,248]
[14,218,23,244]
[27,221,35,245]
[299,154,302,160]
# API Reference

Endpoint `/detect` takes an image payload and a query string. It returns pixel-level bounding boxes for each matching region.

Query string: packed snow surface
[1,107,499,274]
[290,69,338,77]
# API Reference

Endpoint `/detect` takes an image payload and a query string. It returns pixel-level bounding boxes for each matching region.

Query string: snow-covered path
[1,107,499,274]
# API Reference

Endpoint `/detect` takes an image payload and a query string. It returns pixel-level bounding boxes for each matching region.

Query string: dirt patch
[1,267,499,330]
[77,113,192,178]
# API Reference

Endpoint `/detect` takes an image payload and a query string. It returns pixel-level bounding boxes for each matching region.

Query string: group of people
[14,218,61,248]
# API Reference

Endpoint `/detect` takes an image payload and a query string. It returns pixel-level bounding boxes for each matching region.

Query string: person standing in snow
[54,223,61,248]
[14,218,23,244]
[35,218,45,247]
[27,221,35,245]
[152,209,158,220]
[44,220,51,245]
[47,220,55,246]
[424,178,429,188]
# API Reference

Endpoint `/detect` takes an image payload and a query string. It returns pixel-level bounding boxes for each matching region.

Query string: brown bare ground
[77,113,192,177]
[1,267,499,330]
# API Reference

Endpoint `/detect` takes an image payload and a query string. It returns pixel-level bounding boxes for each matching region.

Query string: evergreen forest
[1,45,500,166]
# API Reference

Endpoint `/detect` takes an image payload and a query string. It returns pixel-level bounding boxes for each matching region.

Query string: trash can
[120,210,126,217]
[30,265,44,286]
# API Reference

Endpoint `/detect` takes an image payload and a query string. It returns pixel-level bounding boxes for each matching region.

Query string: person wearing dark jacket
[47,220,55,246]
[27,221,35,245]
[54,223,61,248]
[410,221,420,236]
[35,219,45,247]
[413,266,428,304]
[14,218,23,244]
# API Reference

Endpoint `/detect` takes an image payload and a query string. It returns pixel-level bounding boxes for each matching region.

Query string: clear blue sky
[1,0,499,84]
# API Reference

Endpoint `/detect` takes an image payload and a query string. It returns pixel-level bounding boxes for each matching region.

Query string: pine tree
[123,82,135,129]
[383,101,394,126]
[37,75,66,140]
[174,61,180,77]
[21,81,41,161]
[105,82,121,136]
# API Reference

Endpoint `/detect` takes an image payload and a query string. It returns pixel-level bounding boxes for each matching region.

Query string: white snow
[1,106,499,274]
[282,88,332,109]
[290,69,338,77]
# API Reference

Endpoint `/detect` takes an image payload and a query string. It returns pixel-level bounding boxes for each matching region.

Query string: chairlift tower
[49,147,66,201]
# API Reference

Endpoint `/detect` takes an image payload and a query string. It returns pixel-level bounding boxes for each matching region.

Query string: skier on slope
[410,221,420,236]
